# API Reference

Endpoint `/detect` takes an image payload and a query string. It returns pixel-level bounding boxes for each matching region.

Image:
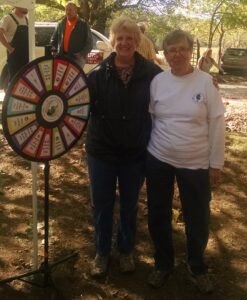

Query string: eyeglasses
[166,47,191,56]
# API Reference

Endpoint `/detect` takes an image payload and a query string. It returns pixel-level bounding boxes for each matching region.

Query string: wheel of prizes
[2,56,90,162]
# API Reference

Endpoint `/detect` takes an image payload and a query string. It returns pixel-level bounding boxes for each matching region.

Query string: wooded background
[1,0,247,61]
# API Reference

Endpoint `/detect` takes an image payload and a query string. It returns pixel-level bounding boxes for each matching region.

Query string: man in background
[50,1,92,68]
[0,6,29,87]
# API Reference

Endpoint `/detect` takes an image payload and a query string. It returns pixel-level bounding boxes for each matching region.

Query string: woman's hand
[51,47,58,57]
[209,167,221,186]
[212,76,219,89]
[7,45,15,54]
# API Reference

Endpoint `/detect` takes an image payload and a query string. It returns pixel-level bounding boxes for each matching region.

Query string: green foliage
[0,3,64,21]
[2,0,246,51]
[35,4,64,22]
[0,5,13,19]
[189,0,247,43]
[113,8,170,49]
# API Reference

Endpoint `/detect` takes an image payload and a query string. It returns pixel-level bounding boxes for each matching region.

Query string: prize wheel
[2,56,90,162]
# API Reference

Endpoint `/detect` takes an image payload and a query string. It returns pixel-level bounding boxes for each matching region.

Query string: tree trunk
[207,0,226,48]
[93,16,108,34]
[78,0,90,22]
[218,24,225,64]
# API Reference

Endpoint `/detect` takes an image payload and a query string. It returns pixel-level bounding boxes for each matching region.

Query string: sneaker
[190,273,214,294]
[90,254,109,277]
[147,269,170,288]
[119,253,135,273]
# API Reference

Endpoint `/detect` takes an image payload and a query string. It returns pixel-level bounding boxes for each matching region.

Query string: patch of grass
[223,132,247,193]
[226,132,247,155]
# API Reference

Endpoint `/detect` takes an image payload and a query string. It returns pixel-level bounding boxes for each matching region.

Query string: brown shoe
[90,254,109,277]
[119,253,135,273]
[190,273,214,294]
[147,269,170,288]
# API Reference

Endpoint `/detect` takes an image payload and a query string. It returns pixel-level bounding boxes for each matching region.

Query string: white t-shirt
[147,68,225,170]
[198,56,213,73]
[0,13,28,43]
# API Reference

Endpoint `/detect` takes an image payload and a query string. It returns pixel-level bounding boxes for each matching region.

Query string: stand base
[0,252,78,288]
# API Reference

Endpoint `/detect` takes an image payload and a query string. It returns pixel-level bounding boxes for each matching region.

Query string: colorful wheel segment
[2,56,90,162]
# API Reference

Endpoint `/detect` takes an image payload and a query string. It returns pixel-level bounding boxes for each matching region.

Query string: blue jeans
[146,152,211,275]
[87,154,145,256]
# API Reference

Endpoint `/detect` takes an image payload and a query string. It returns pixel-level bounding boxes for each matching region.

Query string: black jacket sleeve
[81,22,93,57]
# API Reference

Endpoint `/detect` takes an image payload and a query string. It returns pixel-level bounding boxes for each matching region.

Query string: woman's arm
[197,56,204,70]
[211,58,224,73]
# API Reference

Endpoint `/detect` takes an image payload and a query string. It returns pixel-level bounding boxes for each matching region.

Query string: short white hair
[109,16,141,48]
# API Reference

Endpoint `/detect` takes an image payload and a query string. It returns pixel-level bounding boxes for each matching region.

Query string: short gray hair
[163,29,194,52]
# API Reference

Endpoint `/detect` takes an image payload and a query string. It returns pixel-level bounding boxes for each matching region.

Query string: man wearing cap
[0,6,29,84]
[50,1,92,68]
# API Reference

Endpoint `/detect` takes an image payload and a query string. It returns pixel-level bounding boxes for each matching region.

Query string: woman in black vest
[86,15,162,277]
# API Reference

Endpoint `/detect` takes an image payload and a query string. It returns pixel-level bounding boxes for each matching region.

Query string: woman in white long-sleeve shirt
[146,29,225,293]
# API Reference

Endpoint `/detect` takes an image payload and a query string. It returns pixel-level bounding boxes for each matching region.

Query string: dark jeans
[87,154,145,256]
[146,152,211,275]
[7,50,28,79]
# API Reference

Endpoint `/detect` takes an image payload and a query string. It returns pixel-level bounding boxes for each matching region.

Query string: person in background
[0,6,29,84]
[146,30,225,294]
[86,16,162,277]
[197,48,224,74]
[136,22,162,65]
[50,1,92,68]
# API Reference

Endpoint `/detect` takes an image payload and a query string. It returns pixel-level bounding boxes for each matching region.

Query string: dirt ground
[0,74,247,300]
